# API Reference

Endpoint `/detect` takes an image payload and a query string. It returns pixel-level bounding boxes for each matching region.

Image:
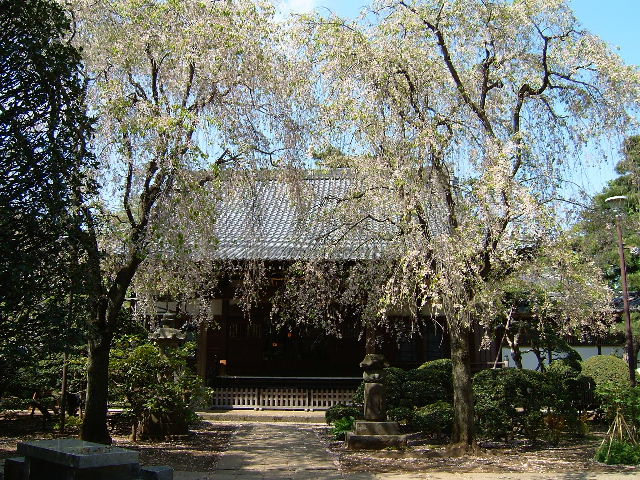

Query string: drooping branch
[399,1,496,138]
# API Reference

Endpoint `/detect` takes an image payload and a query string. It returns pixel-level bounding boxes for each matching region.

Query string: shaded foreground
[0,411,236,472]
[323,427,640,475]
[2,411,640,476]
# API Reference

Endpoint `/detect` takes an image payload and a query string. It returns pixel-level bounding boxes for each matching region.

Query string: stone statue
[360,353,388,421]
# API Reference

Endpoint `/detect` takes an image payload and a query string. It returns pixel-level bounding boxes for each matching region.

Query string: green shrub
[404,360,453,406]
[383,367,409,408]
[473,368,549,440]
[331,416,356,440]
[596,440,640,465]
[387,406,413,423]
[543,366,595,436]
[353,359,453,419]
[581,355,630,388]
[109,336,211,440]
[325,404,362,425]
[596,383,640,427]
[409,401,453,436]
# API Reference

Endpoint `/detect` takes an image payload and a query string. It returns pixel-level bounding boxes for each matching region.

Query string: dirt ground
[321,428,640,474]
[0,411,236,471]
[2,411,640,475]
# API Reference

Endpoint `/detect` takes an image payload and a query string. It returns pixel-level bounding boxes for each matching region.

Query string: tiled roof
[214,171,388,261]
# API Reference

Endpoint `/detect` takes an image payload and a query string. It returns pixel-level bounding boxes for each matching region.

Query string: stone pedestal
[346,420,407,450]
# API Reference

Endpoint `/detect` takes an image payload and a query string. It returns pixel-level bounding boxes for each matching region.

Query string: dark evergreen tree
[0,0,94,399]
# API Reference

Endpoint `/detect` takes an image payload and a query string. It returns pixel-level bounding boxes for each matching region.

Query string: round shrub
[581,355,630,387]
[473,368,549,440]
[325,403,362,425]
[407,359,453,405]
[409,401,453,436]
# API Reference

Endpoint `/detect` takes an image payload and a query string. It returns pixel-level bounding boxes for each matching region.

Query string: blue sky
[279,0,639,196]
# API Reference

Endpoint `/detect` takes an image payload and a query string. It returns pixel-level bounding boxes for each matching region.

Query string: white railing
[211,386,357,410]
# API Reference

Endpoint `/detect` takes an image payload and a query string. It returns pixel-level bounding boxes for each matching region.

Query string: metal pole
[615,214,636,387]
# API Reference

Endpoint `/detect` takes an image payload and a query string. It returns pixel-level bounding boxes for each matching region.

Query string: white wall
[500,346,625,370]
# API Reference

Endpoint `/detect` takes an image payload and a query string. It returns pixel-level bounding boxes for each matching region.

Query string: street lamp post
[605,195,636,387]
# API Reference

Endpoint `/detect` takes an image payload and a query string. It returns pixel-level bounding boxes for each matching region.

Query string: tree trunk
[505,334,523,369]
[81,254,142,444]
[81,330,113,444]
[449,324,475,449]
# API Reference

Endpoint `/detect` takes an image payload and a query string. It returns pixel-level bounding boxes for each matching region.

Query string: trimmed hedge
[473,366,595,441]
[581,355,630,388]
[474,368,549,440]
[353,359,453,419]
[409,401,453,436]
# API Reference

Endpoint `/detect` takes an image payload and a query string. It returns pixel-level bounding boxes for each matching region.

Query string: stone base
[354,421,401,435]
[346,432,407,450]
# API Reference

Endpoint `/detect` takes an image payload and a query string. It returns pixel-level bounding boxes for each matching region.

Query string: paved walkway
[174,421,640,480]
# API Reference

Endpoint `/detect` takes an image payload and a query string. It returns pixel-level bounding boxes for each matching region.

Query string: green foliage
[575,135,640,293]
[596,440,640,465]
[331,416,356,440]
[474,367,595,441]
[354,360,453,421]
[54,415,82,431]
[1,351,86,412]
[474,368,548,440]
[581,355,630,388]
[595,383,640,427]
[386,406,413,423]
[550,347,583,373]
[109,336,211,438]
[544,366,594,436]
[325,404,362,425]
[0,0,95,404]
[0,0,95,313]
[409,401,453,436]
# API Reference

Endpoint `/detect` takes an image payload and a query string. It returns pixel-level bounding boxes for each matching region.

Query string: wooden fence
[209,377,360,411]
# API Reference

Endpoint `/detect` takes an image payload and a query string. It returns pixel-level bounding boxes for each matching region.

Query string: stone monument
[345,354,408,450]
[3,438,172,480]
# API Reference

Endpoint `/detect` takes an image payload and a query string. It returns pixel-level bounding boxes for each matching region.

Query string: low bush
[474,366,596,441]
[331,416,356,440]
[596,440,640,465]
[595,383,640,428]
[109,336,211,440]
[353,359,453,421]
[474,368,549,440]
[409,401,453,436]
[581,355,630,388]
[325,404,362,425]
[387,406,413,423]
[544,365,595,435]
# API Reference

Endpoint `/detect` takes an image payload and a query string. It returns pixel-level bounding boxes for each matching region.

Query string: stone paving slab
[215,423,337,474]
